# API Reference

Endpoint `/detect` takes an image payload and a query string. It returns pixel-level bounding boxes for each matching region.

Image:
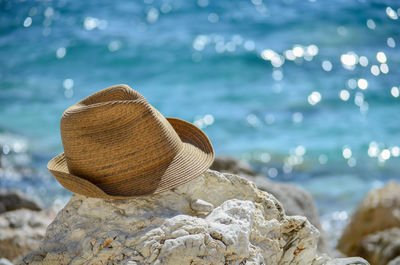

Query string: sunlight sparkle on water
[339,90,350,101]
[194,114,214,129]
[386,7,398,20]
[56,47,66,59]
[268,168,278,178]
[285,50,296,61]
[368,142,379,157]
[261,49,277,60]
[391,147,400,157]
[23,17,32,27]
[272,69,283,81]
[387,37,396,48]
[318,154,328,164]
[366,19,376,30]
[83,17,108,30]
[354,92,364,107]
[347,157,356,167]
[380,64,389,74]
[371,65,380,76]
[379,149,391,162]
[340,52,357,68]
[357,78,368,90]
[322,60,332,71]
[347,79,357,89]
[108,41,122,52]
[295,145,306,156]
[308,91,321,105]
[376,52,387,63]
[63,79,74,90]
[147,8,159,23]
[307,45,319,56]
[342,147,352,159]
[208,13,219,23]
[293,45,304,57]
[193,35,209,51]
[359,56,368,67]
[244,40,255,51]
[391,86,399,98]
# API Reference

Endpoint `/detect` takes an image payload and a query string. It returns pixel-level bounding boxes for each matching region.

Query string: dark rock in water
[211,156,331,255]
[358,227,400,265]
[337,181,400,261]
[0,190,43,214]
[211,156,257,177]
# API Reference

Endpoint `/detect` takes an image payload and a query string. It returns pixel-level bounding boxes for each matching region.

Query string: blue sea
[1,0,399,242]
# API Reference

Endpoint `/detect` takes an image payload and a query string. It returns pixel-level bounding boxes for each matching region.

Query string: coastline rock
[252,176,333,255]
[0,258,14,265]
[357,228,400,265]
[388,256,400,265]
[0,190,42,214]
[0,207,58,263]
[212,156,330,254]
[337,181,400,259]
[211,156,257,177]
[23,170,327,265]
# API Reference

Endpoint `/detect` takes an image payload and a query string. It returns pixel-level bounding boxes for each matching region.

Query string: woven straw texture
[48,84,214,198]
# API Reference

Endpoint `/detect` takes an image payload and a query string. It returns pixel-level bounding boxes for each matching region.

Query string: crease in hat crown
[48,84,214,199]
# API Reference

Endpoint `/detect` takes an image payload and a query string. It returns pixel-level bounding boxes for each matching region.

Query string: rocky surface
[211,156,257,177]
[357,228,400,265]
[337,181,400,260]
[211,156,331,254]
[0,207,58,263]
[23,169,327,265]
[0,190,42,214]
[388,256,400,265]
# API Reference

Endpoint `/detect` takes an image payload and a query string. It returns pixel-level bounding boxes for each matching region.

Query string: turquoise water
[1,0,400,237]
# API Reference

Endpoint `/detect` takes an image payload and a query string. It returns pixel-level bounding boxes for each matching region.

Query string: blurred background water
[0,0,399,243]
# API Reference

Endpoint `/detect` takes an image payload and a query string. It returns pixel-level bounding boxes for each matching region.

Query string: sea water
[0,0,399,243]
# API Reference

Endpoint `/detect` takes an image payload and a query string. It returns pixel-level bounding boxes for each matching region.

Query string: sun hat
[48,84,214,199]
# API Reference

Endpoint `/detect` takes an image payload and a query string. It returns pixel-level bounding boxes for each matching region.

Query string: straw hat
[48,84,214,199]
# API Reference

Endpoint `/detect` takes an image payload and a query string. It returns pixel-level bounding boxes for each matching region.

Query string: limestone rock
[0,207,58,263]
[211,156,330,254]
[337,181,400,258]
[0,258,14,265]
[388,256,400,265]
[313,256,369,265]
[357,228,400,265]
[23,170,324,265]
[0,189,42,214]
[190,198,214,213]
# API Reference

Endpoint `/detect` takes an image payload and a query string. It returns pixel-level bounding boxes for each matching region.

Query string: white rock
[23,170,326,265]
[190,198,214,213]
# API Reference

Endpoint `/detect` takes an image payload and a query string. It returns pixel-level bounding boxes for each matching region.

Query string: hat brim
[47,118,214,199]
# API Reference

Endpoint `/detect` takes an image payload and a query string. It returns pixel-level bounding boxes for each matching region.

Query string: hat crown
[60,85,182,195]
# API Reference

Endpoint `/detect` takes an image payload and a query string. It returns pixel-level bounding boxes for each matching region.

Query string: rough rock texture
[0,258,14,265]
[23,170,326,265]
[0,190,42,214]
[0,207,58,263]
[357,228,400,265]
[337,181,400,259]
[388,256,400,265]
[211,156,331,254]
